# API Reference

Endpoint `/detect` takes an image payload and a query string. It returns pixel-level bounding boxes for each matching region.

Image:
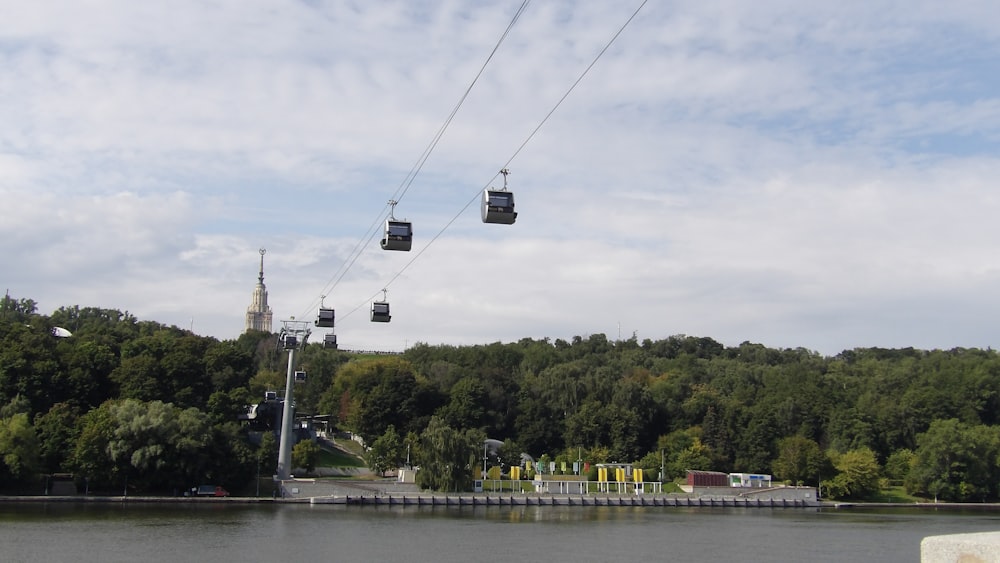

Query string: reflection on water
[2,502,1000,563]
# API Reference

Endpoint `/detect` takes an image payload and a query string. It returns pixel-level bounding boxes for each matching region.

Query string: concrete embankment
[0,495,278,504]
[0,494,812,507]
[282,479,820,508]
[922,532,1000,562]
[830,501,1000,511]
[308,493,817,507]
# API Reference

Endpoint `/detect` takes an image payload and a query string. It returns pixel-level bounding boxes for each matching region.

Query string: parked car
[187,485,229,497]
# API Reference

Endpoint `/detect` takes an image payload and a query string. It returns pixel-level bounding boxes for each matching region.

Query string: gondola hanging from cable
[482,168,517,224]
[315,297,335,328]
[381,199,413,251]
[316,308,335,327]
[322,332,338,349]
[314,296,337,348]
[371,289,392,323]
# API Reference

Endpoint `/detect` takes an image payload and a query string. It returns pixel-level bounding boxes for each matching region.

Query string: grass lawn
[316,442,367,468]
[334,437,366,457]
[868,486,925,503]
[662,481,684,494]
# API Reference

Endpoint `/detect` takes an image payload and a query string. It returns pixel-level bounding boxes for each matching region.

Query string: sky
[3,0,1000,356]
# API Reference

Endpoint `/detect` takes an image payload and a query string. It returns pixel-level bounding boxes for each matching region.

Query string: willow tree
[416,417,483,492]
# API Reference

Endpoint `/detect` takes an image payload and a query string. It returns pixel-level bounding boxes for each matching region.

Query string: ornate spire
[246,248,273,333]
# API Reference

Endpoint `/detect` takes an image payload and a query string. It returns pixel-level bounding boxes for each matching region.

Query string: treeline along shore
[3,295,1000,504]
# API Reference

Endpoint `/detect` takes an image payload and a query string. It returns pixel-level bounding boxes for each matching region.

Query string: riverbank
[829,501,1000,511]
[0,492,818,508]
[6,492,1000,512]
[0,494,276,504]
[309,492,817,507]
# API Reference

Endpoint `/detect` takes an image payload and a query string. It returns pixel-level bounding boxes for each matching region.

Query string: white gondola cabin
[294,370,307,384]
[371,301,391,323]
[381,220,413,251]
[315,308,335,328]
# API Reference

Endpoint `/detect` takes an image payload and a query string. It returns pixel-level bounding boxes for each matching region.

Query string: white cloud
[3,0,1000,356]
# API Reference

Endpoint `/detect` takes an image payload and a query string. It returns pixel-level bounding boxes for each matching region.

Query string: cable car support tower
[276,318,311,482]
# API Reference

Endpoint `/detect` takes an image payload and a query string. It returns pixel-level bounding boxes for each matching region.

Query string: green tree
[0,413,40,487]
[258,431,279,476]
[0,295,37,318]
[248,369,285,399]
[671,438,713,477]
[416,417,482,492]
[294,344,348,414]
[112,331,214,408]
[884,448,915,483]
[73,399,239,494]
[440,377,488,431]
[292,440,321,474]
[204,340,254,393]
[563,400,608,451]
[0,394,32,418]
[772,435,824,485]
[110,355,165,403]
[905,419,1000,501]
[514,386,565,457]
[0,325,61,417]
[71,401,121,490]
[34,402,80,474]
[206,388,252,425]
[824,447,881,500]
[58,340,117,410]
[497,439,522,477]
[208,421,257,491]
[636,450,665,481]
[367,425,403,476]
[607,378,658,462]
[318,357,433,443]
[104,400,212,492]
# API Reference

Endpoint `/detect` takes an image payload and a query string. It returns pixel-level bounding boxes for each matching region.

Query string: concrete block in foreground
[922,532,1000,563]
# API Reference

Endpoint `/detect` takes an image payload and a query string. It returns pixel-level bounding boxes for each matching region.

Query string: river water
[2,502,999,562]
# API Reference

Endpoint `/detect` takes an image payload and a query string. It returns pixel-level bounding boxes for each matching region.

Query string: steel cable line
[339,0,650,324]
[389,0,531,207]
[296,0,532,321]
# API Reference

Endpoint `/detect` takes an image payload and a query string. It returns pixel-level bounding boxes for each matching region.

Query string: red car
[190,485,229,497]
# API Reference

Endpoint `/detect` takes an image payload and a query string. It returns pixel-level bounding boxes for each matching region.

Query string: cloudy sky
[4,1,1000,356]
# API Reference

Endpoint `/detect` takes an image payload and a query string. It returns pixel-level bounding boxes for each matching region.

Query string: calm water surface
[2,502,999,562]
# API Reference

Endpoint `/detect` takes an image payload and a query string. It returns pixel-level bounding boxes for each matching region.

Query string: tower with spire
[245,248,273,333]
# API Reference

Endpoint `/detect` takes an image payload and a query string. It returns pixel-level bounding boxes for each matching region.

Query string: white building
[729,473,773,488]
[245,248,273,333]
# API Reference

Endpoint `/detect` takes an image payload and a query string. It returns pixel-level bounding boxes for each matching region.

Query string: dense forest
[3,294,1000,501]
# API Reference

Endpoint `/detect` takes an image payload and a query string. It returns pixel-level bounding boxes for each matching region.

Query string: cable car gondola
[381,220,413,251]
[323,333,338,349]
[381,200,412,251]
[371,301,391,323]
[315,307,335,328]
[482,168,517,224]
[315,298,338,349]
[371,289,391,322]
